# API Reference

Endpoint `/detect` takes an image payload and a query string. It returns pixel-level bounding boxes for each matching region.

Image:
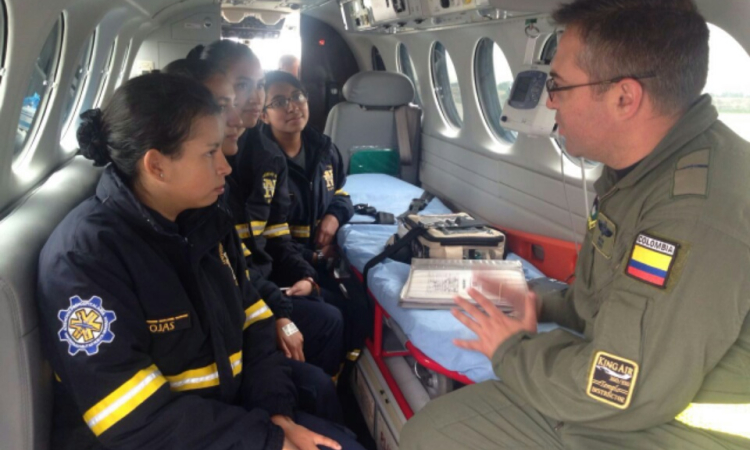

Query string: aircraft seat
[324,71,422,185]
[0,156,103,450]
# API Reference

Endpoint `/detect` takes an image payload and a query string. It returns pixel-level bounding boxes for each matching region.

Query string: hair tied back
[77,108,111,167]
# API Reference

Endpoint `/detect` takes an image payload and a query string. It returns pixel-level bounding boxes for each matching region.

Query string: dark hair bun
[77,108,111,166]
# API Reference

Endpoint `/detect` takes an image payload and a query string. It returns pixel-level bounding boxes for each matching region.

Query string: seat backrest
[0,156,102,450]
[325,71,421,184]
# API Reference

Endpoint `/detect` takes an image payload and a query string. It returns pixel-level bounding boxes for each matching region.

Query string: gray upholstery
[0,156,102,450]
[326,71,422,184]
[342,71,414,107]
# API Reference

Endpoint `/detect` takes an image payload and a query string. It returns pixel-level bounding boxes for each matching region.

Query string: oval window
[474,38,517,143]
[371,46,386,71]
[397,43,420,105]
[61,32,96,138]
[431,41,463,128]
[14,16,63,162]
[704,24,750,142]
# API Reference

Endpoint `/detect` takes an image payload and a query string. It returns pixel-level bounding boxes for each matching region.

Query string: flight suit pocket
[592,292,648,364]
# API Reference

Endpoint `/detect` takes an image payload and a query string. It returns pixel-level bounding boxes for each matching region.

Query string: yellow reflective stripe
[245,269,251,280]
[241,242,251,257]
[334,189,349,196]
[251,221,267,236]
[244,300,273,329]
[235,223,251,239]
[290,225,311,238]
[263,223,290,239]
[675,403,750,439]
[84,365,166,436]
[165,352,243,392]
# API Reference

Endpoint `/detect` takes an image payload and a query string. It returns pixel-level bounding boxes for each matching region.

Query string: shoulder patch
[672,149,709,198]
[625,233,679,289]
[587,351,639,409]
[262,172,278,204]
[58,296,116,356]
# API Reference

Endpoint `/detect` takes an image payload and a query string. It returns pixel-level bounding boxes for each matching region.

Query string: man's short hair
[553,0,709,115]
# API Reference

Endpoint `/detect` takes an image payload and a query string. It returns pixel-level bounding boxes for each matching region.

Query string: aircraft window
[371,46,386,71]
[704,24,750,142]
[540,34,558,65]
[14,17,63,162]
[397,43,421,105]
[115,40,132,88]
[94,40,116,107]
[431,41,463,128]
[61,32,96,137]
[474,38,517,144]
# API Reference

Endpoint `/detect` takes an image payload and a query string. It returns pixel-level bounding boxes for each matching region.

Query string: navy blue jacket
[230,125,317,289]
[37,166,295,450]
[263,126,354,262]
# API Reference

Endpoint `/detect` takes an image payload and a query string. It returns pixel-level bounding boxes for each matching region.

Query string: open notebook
[399,258,528,311]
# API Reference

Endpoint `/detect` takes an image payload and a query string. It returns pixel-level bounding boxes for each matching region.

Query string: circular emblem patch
[58,296,116,356]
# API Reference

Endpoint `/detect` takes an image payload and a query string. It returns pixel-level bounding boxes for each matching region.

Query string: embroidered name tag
[626,233,678,288]
[587,351,639,409]
[146,313,191,334]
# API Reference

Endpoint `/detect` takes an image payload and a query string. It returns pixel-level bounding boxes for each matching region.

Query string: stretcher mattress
[338,174,555,383]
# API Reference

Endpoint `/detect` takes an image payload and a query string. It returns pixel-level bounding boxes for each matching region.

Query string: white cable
[560,149,581,255]
[580,157,590,225]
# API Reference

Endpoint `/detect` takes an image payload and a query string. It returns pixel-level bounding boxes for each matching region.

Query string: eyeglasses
[264,92,308,111]
[545,73,656,101]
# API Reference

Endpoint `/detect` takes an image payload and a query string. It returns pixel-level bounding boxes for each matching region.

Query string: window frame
[397,42,420,105]
[12,14,64,167]
[430,41,463,129]
[94,38,116,107]
[371,45,386,71]
[474,38,517,144]
[60,30,97,141]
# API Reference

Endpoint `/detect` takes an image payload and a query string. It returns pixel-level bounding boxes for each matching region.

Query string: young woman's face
[203,72,243,156]
[225,56,265,128]
[161,114,231,211]
[261,82,309,135]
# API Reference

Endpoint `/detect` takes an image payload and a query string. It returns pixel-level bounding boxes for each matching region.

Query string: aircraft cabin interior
[0,0,748,449]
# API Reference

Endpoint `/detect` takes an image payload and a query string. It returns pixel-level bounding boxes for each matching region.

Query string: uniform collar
[95,166,234,247]
[594,94,718,196]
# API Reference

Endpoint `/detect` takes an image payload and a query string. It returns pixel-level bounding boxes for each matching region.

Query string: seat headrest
[343,71,415,107]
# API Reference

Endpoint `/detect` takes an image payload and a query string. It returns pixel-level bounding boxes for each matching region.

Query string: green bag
[348,147,400,176]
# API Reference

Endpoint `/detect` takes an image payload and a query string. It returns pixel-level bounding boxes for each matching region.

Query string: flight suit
[401,96,750,449]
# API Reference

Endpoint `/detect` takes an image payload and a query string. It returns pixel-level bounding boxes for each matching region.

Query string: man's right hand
[273,415,341,450]
[276,318,305,362]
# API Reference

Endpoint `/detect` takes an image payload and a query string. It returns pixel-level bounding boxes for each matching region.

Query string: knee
[400,411,432,450]
[318,302,344,334]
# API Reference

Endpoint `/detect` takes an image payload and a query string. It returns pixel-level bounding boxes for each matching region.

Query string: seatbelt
[398,191,435,220]
[362,226,425,301]
[395,105,413,166]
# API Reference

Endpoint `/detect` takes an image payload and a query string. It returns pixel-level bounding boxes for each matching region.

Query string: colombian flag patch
[626,234,679,289]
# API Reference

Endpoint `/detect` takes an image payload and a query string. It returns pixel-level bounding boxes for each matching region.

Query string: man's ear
[613,78,645,120]
[141,149,167,182]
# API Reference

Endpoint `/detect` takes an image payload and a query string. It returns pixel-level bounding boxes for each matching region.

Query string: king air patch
[626,233,679,289]
[58,296,116,356]
[587,351,639,409]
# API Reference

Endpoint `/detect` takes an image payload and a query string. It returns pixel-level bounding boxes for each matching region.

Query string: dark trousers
[289,295,343,376]
[317,268,372,354]
[295,411,365,450]
[287,358,343,424]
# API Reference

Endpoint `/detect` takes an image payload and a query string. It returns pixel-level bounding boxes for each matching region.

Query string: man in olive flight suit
[400,0,750,449]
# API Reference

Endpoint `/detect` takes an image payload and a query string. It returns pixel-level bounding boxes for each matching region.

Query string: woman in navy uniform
[184,42,345,378]
[37,72,361,450]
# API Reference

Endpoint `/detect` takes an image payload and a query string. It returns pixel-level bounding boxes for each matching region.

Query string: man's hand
[286,278,313,296]
[315,214,339,248]
[276,318,305,362]
[272,415,341,450]
[452,283,538,359]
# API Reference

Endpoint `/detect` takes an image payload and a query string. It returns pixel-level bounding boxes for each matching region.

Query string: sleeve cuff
[491,330,531,377]
[265,423,285,450]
